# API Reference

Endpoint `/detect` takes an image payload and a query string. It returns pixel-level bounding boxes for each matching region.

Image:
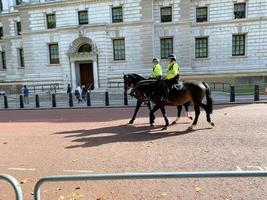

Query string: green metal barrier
[0,174,23,200]
[34,171,267,200]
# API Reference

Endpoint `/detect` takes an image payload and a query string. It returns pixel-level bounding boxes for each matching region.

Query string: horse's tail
[202,82,213,114]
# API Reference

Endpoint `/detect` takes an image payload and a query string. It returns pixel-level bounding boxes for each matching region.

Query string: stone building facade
[0,0,266,91]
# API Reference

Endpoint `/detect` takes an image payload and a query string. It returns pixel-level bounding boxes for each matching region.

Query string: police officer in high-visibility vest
[162,54,180,102]
[150,58,162,79]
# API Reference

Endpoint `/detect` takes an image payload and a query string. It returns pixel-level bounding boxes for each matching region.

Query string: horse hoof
[189,117,193,120]
[129,120,134,124]
[210,122,215,127]
[187,125,195,131]
[161,127,167,131]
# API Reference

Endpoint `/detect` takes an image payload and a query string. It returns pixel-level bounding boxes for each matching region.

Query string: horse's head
[123,74,131,92]
[123,73,139,92]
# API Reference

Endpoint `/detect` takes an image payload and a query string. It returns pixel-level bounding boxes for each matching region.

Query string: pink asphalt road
[0,104,266,200]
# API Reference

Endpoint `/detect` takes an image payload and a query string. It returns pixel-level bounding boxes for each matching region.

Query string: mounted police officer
[162,54,180,102]
[150,58,162,79]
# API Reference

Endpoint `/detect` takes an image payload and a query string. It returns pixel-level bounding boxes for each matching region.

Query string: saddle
[171,81,184,91]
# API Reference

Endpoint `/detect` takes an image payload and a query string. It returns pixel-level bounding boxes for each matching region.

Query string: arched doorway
[68,37,99,90]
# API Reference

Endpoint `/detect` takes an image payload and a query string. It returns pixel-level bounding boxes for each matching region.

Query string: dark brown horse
[131,79,214,130]
[124,74,192,125]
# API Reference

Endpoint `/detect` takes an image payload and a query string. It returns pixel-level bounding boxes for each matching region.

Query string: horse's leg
[188,105,200,130]
[184,101,193,120]
[160,107,169,130]
[201,103,215,127]
[172,106,182,125]
[129,100,142,124]
[149,105,159,127]
[147,100,152,111]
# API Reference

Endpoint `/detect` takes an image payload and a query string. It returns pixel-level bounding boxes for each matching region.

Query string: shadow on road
[54,124,213,148]
[0,104,250,123]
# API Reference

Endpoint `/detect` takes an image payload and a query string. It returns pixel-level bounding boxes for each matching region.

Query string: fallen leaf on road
[96,197,104,200]
[72,159,78,162]
[20,178,31,184]
[58,196,65,200]
[194,186,201,192]
[67,192,85,200]
[3,142,8,144]
[75,187,81,190]
[161,192,168,196]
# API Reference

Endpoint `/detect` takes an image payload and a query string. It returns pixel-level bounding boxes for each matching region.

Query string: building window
[16,0,22,5]
[78,10,88,25]
[18,48,24,67]
[161,7,172,23]
[195,37,208,58]
[47,14,56,29]
[112,7,123,23]
[234,3,246,19]
[49,44,60,64]
[16,21,21,35]
[0,0,3,12]
[78,44,92,52]
[113,39,125,60]
[196,7,208,22]
[232,34,246,56]
[1,51,6,70]
[161,38,173,59]
[0,27,3,39]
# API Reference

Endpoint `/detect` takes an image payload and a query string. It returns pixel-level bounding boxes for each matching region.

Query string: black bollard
[254,85,259,101]
[19,95,24,108]
[124,91,128,106]
[35,94,40,108]
[52,94,56,107]
[69,93,73,107]
[105,91,109,106]
[4,95,8,109]
[87,92,91,106]
[230,86,235,102]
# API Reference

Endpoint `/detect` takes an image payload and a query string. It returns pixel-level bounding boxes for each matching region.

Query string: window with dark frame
[49,43,60,64]
[161,7,172,23]
[232,34,246,56]
[113,39,125,60]
[112,7,123,23]
[19,48,24,67]
[78,10,88,25]
[47,14,56,29]
[234,3,246,19]
[16,21,21,35]
[1,51,6,70]
[0,0,3,12]
[0,27,3,39]
[160,38,173,59]
[195,37,208,58]
[196,7,208,22]
[16,0,22,5]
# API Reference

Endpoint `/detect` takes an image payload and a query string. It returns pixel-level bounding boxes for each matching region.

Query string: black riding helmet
[168,54,176,62]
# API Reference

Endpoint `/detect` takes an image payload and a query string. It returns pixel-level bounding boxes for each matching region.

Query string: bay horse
[131,79,214,130]
[123,73,192,125]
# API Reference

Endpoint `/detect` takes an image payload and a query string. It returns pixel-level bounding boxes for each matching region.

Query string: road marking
[63,170,94,173]
[8,167,36,171]
[236,165,267,171]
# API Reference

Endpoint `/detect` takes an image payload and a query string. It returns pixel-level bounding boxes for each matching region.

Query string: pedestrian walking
[23,85,29,104]
[75,85,82,103]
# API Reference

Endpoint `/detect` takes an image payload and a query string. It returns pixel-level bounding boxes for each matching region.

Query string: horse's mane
[128,73,146,80]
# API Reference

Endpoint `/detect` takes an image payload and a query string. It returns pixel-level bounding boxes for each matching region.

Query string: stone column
[71,62,76,91]
[93,60,99,89]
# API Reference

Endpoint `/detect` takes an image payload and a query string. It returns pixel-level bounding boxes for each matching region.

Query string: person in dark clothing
[67,84,72,94]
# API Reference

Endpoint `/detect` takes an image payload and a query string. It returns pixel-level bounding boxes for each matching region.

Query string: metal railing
[0,174,23,200]
[34,171,267,200]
